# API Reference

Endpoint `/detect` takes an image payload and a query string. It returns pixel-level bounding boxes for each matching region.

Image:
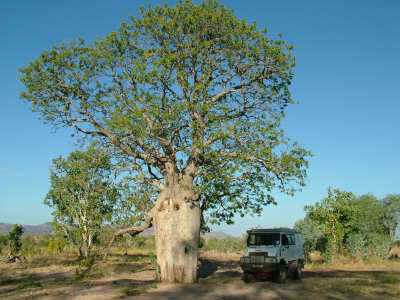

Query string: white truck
[239,228,305,283]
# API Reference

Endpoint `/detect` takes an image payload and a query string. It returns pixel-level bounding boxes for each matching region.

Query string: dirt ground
[1,252,400,299]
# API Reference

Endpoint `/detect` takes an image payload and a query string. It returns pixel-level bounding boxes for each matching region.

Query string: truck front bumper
[239,256,279,273]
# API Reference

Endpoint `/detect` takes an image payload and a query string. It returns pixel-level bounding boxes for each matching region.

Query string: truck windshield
[247,233,280,246]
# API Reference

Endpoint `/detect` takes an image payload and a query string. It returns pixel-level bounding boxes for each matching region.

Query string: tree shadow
[110,278,158,297]
[304,269,400,281]
[197,258,242,284]
[108,253,151,260]
[198,259,218,278]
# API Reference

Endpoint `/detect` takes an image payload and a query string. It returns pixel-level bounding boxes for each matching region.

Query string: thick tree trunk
[153,183,201,283]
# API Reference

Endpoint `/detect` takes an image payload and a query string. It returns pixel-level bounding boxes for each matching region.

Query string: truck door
[281,234,290,260]
[287,233,296,261]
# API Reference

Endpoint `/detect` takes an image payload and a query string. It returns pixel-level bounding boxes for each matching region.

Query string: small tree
[306,188,357,258]
[7,224,24,262]
[45,146,119,258]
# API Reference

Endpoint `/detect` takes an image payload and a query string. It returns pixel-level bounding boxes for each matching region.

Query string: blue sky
[1,0,399,236]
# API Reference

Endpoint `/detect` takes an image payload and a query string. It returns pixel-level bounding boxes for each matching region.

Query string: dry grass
[0,248,157,299]
[390,246,400,258]
[200,250,243,261]
[308,251,324,263]
[1,248,400,299]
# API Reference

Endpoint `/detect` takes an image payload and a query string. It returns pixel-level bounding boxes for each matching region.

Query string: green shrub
[315,236,329,253]
[21,235,42,257]
[47,237,67,254]
[321,246,332,263]
[346,233,368,259]
[8,224,24,256]
[346,233,391,260]
[368,233,391,259]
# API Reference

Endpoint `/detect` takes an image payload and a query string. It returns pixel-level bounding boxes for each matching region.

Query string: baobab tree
[20,0,310,283]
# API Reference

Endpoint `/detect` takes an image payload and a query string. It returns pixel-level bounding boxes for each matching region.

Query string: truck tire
[293,263,303,280]
[243,272,255,283]
[274,265,287,284]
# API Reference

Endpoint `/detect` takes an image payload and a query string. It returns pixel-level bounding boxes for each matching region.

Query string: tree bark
[105,164,201,283]
[153,180,201,283]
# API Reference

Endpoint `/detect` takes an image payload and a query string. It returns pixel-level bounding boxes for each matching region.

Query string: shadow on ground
[198,258,240,279]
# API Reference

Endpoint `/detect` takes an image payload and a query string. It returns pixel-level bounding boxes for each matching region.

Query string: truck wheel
[293,263,303,280]
[243,272,255,283]
[274,266,287,284]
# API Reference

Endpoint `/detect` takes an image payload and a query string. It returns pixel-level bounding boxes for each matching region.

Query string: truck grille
[249,252,268,263]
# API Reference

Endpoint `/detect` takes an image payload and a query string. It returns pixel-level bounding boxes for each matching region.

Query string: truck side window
[248,234,256,245]
[288,234,295,245]
[281,234,289,246]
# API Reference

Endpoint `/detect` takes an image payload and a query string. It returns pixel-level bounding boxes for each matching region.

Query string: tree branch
[74,121,162,168]
[208,68,271,104]
[147,164,161,180]
[104,215,153,258]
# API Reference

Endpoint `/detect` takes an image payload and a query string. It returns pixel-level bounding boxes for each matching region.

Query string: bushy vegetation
[295,188,400,262]
[1,227,156,260]
[8,225,24,257]
[1,228,249,262]
[202,237,246,253]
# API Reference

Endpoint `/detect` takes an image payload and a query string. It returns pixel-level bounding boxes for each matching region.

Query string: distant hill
[0,223,52,235]
[202,231,232,240]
